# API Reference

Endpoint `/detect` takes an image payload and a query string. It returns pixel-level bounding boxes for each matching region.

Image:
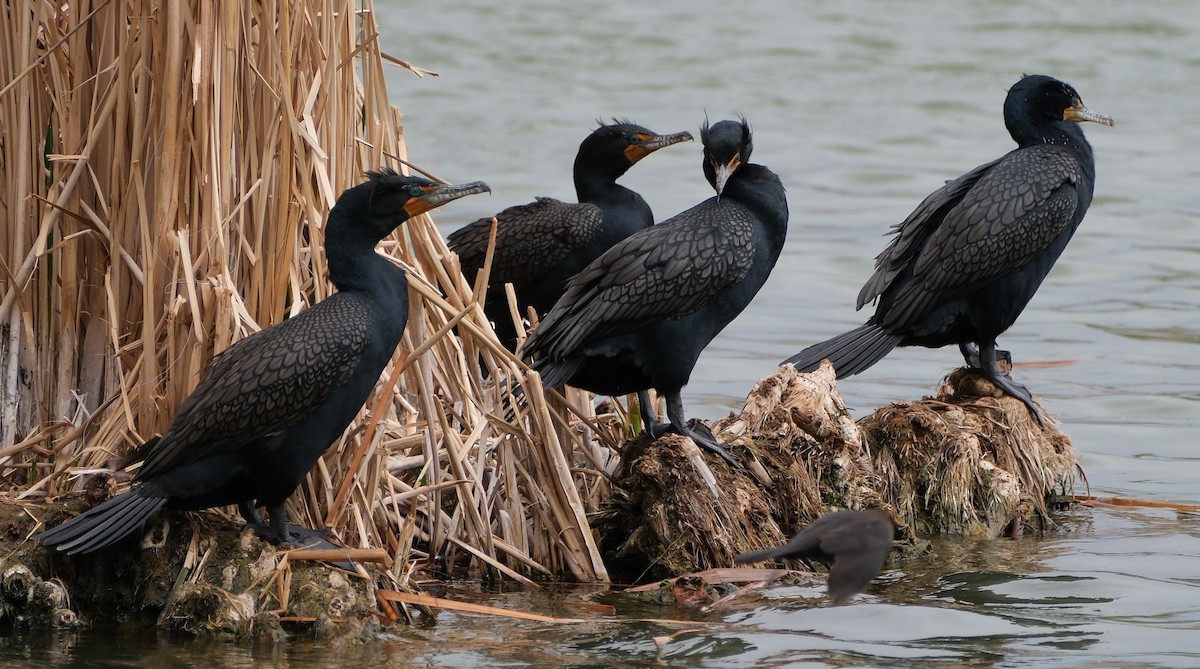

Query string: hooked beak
[1064,99,1114,127]
[624,130,694,163]
[712,154,742,198]
[404,181,491,218]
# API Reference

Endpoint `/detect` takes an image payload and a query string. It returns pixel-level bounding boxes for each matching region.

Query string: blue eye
[408,186,422,197]
[628,136,641,144]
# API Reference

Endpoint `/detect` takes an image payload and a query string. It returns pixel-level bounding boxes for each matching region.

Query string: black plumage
[784,74,1112,423]
[448,120,692,350]
[735,509,896,605]
[521,118,788,465]
[39,170,489,555]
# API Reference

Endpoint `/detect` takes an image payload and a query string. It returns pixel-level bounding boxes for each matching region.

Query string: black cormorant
[735,509,896,605]
[39,170,490,554]
[448,120,692,350]
[520,118,788,465]
[784,74,1112,423]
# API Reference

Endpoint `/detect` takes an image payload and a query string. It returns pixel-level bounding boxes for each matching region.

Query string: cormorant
[783,74,1112,423]
[448,120,693,351]
[735,509,895,605]
[520,118,787,465]
[39,170,490,554]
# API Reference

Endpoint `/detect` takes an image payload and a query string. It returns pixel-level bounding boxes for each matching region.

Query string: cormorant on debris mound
[784,74,1112,424]
[522,118,787,466]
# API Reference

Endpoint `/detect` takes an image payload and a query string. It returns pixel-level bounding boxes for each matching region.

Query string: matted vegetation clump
[598,362,1077,577]
[864,366,1078,537]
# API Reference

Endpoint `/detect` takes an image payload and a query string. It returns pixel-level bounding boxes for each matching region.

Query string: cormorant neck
[323,206,402,293]
[723,164,788,248]
[573,153,631,204]
[1012,119,1093,156]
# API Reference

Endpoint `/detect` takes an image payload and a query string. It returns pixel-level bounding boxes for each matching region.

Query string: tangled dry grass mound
[599,363,1077,579]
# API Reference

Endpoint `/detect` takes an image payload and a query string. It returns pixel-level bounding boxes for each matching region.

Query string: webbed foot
[978,341,1043,425]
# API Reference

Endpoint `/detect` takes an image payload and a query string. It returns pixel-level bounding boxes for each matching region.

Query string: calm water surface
[8,0,1198,666]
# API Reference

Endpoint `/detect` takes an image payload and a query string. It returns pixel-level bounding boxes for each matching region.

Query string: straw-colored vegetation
[0,0,617,595]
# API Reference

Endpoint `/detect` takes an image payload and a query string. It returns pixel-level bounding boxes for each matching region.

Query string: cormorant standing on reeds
[449,120,692,351]
[39,170,490,554]
[521,118,787,466]
[784,75,1112,423]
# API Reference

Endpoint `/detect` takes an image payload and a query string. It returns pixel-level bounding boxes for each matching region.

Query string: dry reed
[0,0,616,587]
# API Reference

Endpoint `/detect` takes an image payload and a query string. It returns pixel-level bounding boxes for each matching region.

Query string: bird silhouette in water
[736,509,896,605]
[521,118,788,466]
[39,170,489,554]
[448,120,692,351]
[784,74,1112,424]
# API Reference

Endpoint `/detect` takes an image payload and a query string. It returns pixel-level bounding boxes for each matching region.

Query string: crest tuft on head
[365,166,403,181]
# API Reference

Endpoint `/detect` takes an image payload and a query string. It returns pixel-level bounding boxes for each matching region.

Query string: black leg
[978,340,1043,425]
[239,500,355,570]
[959,341,981,368]
[267,502,293,544]
[961,341,1012,375]
[238,500,278,541]
[238,500,262,526]
[243,501,326,547]
[663,392,739,467]
[263,502,339,549]
[638,390,670,437]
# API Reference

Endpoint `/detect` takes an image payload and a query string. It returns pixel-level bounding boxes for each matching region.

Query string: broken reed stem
[1071,495,1200,513]
[323,351,407,529]
[287,548,390,564]
[1,0,617,594]
[377,589,725,628]
[472,217,499,301]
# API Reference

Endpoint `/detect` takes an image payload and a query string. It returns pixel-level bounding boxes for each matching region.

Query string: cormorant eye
[628,135,641,144]
[408,185,422,197]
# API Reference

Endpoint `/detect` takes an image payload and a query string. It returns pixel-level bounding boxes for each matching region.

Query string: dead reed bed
[0,0,617,592]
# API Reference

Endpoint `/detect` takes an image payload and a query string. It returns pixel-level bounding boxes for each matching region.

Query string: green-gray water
[7,0,1198,666]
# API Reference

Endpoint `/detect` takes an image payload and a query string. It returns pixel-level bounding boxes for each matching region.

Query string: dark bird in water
[735,509,896,605]
[521,118,788,465]
[783,74,1112,423]
[448,120,693,351]
[39,170,490,555]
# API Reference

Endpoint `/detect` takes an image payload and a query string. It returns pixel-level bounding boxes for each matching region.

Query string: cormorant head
[355,168,490,238]
[579,120,693,175]
[700,117,753,198]
[1004,74,1113,145]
